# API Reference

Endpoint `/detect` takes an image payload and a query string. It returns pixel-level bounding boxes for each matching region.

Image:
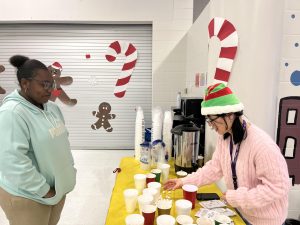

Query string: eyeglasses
[205,115,222,124]
[28,78,56,90]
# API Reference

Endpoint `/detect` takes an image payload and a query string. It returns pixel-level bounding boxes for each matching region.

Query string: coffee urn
[171,123,201,173]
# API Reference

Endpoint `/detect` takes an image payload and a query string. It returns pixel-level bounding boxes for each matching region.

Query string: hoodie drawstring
[40,110,58,129]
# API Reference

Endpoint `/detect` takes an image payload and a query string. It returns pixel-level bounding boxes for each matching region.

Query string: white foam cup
[125,214,145,225]
[175,199,192,216]
[137,194,153,214]
[134,174,146,194]
[143,187,159,203]
[159,163,171,184]
[176,215,194,225]
[123,188,139,213]
[156,214,176,225]
[147,181,161,194]
[157,199,172,215]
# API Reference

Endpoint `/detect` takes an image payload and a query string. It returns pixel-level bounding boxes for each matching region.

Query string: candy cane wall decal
[105,41,138,98]
[208,17,238,85]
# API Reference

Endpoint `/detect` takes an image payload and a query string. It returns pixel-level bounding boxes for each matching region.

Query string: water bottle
[151,140,166,168]
[140,141,151,170]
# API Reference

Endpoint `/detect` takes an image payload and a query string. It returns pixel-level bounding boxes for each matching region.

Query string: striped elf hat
[201,83,244,115]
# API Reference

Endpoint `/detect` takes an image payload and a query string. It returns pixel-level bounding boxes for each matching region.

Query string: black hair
[223,111,247,144]
[9,55,48,84]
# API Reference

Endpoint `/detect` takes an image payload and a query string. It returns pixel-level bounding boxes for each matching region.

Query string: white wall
[184,0,285,159]
[187,0,284,137]
[185,3,209,98]
[278,0,300,220]
[0,0,193,111]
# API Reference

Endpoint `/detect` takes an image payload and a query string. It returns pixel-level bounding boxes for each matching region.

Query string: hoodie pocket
[39,166,76,205]
[54,166,76,196]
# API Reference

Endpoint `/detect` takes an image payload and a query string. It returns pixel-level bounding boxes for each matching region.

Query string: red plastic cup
[146,173,156,185]
[142,205,157,225]
[182,184,198,209]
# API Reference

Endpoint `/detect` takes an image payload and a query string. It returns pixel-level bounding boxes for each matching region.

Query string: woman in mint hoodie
[0,55,76,225]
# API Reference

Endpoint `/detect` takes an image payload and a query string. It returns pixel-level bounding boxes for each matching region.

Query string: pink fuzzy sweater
[182,124,290,225]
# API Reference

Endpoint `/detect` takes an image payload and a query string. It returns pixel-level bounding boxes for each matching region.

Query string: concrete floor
[0,150,133,225]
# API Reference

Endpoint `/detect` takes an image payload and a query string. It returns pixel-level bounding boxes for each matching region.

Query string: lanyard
[229,120,246,190]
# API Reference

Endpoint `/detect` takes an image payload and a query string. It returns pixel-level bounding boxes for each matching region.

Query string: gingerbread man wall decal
[0,65,6,94]
[48,62,77,106]
[91,102,116,132]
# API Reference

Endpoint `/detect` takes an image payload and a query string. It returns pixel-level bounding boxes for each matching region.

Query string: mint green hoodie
[0,90,76,205]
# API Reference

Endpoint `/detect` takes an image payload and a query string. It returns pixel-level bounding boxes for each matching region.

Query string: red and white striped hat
[201,83,244,115]
[51,62,63,71]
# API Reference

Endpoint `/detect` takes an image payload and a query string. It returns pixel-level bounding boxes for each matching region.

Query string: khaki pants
[0,187,65,225]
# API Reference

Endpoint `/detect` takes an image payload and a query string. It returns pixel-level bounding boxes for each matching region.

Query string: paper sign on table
[199,200,226,209]
[212,207,236,217]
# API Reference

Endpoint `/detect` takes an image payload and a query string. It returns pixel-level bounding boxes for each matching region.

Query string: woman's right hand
[163,178,183,191]
[43,188,56,198]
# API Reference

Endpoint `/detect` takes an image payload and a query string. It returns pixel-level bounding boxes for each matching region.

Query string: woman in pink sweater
[164,83,290,225]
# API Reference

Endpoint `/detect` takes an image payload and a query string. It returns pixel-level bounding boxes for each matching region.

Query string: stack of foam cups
[151,106,163,142]
[162,110,173,161]
[135,106,145,161]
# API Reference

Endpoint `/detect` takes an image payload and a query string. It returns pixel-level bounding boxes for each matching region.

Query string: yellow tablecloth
[105,157,246,225]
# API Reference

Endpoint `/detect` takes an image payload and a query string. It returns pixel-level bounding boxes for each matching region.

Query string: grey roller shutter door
[0,24,152,149]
